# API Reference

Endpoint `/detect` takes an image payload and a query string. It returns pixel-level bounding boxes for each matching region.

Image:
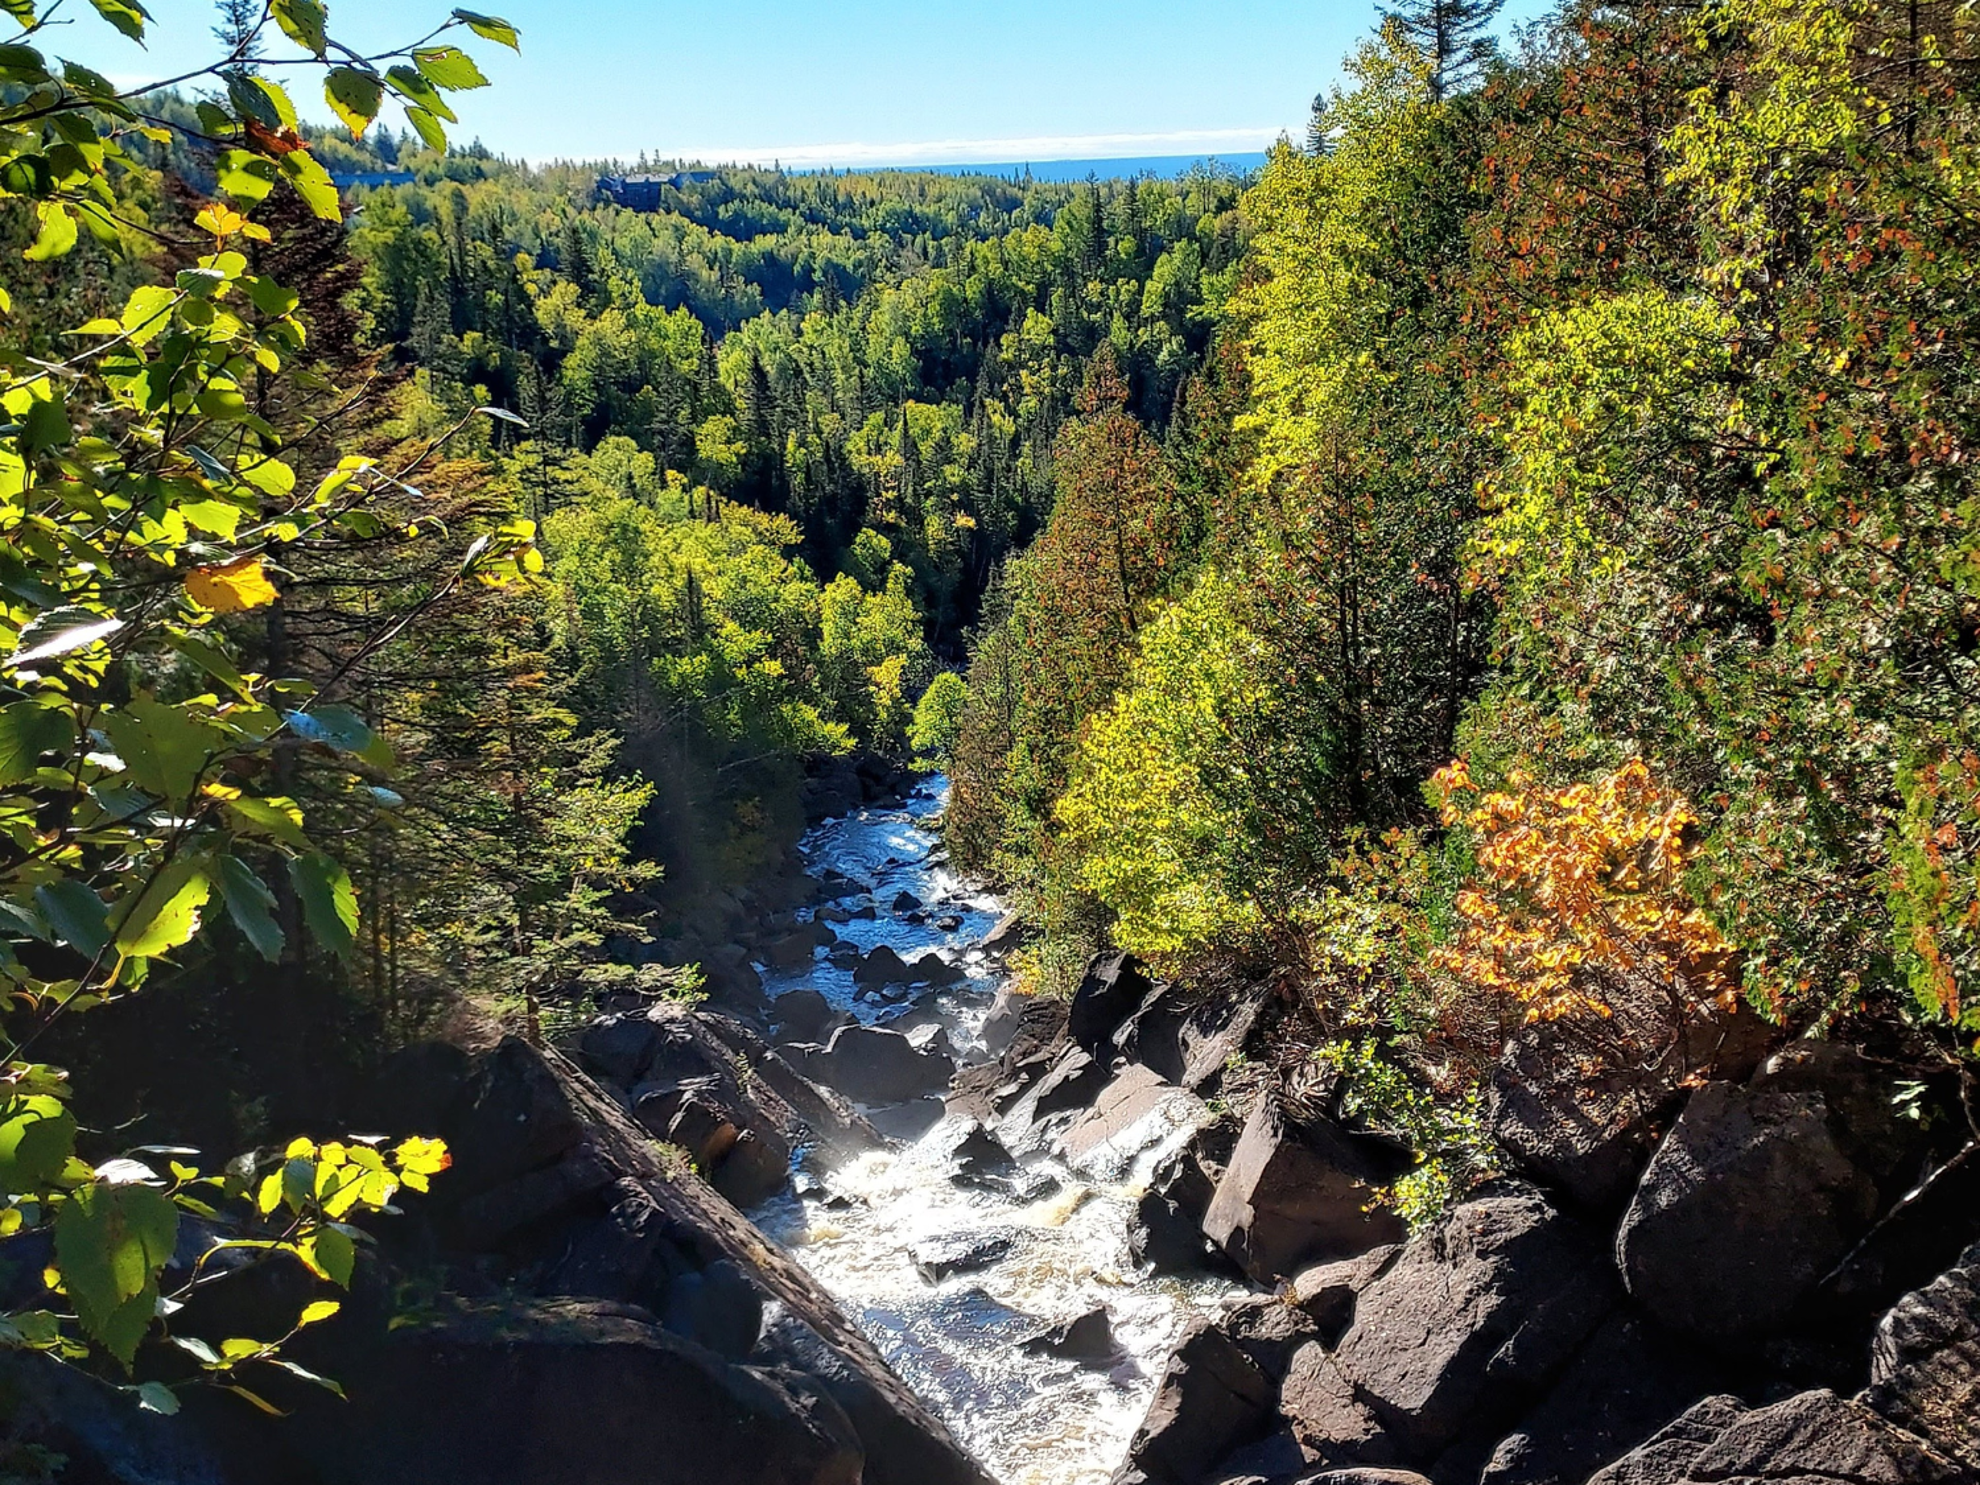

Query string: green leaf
[285,705,390,766]
[0,1095,78,1196]
[290,854,356,956]
[6,607,122,670]
[404,106,447,154]
[120,284,177,346]
[85,0,149,42]
[21,392,72,456]
[270,0,328,56]
[0,702,75,787]
[223,794,310,850]
[413,46,488,91]
[97,699,219,804]
[278,150,340,222]
[135,1381,179,1415]
[324,67,384,137]
[178,499,243,540]
[243,276,300,318]
[165,632,250,700]
[385,65,456,123]
[23,203,76,262]
[215,856,283,963]
[309,1222,354,1287]
[215,150,279,207]
[228,73,297,132]
[54,1180,178,1369]
[452,9,521,48]
[34,879,110,958]
[111,861,211,960]
[0,44,50,83]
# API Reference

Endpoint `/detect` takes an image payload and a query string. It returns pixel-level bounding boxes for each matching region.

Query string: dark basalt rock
[1020,1306,1117,1364]
[949,1123,1018,1185]
[910,1230,1019,1283]
[1292,1188,1617,1468]
[1201,1101,1408,1284]
[1288,1246,1399,1345]
[1863,1239,1980,1469]
[800,1023,955,1105]
[1069,950,1153,1057]
[1476,1313,1722,1485]
[306,1298,866,1485]
[1131,1118,1240,1276]
[1112,1320,1279,1485]
[1616,1045,1924,1346]
[1586,1389,1966,1485]
[770,988,842,1046]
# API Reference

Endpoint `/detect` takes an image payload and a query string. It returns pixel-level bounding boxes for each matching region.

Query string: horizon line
[631,127,1291,172]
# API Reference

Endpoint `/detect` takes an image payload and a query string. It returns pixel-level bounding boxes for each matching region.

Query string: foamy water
[750,779,1239,1485]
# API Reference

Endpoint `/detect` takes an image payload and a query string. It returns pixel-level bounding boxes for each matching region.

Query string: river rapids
[748,778,1240,1485]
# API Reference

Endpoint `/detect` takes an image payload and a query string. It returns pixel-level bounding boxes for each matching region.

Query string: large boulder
[1113,1320,1278,1485]
[948,993,1069,1121]
[1476,1314,1721,1485]
[1616,1044,1920,1345]
[443,1036,586,1196]
[1585,1389,1966,1485]
[853,945,963,988]
[1292,1189,1617,1467]
[770,988,844,1046]
[1069,951,1153,1057]
[1863,1240,1980,1469]
[305,1298,865,1485]
[996,1044,1112,1151]
[1132,1118,1241,1275]
[765,922,838,971]
[1112,982,1269,1093]
[1486,1023,1659,1216]
[1288,1246,1399,1345]
[804,1023,955,1105]
[1201,1101,1408,1284]
[1056,1064,1205,1178]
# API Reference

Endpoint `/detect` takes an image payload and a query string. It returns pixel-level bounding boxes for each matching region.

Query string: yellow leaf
[186,557,280,613]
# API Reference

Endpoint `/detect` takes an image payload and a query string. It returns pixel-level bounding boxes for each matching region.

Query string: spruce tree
[212,0,262,63]
[1379,0,1504,101]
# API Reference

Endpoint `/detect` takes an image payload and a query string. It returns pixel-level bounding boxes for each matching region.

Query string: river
[748,777,1239,1485]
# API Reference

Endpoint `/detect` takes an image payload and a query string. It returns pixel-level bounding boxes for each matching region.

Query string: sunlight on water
[752,778,1240,1485]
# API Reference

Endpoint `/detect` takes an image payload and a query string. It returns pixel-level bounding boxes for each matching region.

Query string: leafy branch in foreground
[1,0,519,1410]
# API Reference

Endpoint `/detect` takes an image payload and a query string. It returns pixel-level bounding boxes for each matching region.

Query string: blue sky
[73,0,1554,167]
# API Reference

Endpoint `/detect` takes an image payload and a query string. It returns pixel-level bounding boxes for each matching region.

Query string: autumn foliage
[1432,759,1738,1024]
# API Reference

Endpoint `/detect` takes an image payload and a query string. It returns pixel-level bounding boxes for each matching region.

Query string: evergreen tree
[1379,0,1504,101]
[212,0,263,70]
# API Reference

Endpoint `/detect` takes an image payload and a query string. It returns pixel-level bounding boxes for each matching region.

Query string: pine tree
[212,0,263,70]
[1379,0,1504,101]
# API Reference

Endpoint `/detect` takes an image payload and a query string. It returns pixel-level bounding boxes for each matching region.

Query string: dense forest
[2,0,1980,1455]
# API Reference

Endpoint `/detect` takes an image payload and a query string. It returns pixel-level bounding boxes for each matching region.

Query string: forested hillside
[945,0,1980,1208]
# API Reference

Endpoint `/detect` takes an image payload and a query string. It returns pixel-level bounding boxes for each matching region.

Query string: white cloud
[656,127,1288,170]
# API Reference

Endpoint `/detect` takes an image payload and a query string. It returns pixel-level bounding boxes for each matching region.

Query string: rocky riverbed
[21,763,1980,1485]
[741,779,1243,1485]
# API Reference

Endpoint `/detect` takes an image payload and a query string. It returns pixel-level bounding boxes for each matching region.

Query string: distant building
[598,170,719,210]
[329,170,417,191]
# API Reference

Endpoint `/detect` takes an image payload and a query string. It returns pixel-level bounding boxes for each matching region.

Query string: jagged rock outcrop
[1585,1389,1966,1485]
[1615,1044,1924,1345]
[1282,1188,1617,1469]
[788,1022,955,1104]
[1113,1320,1279,1485]
[1863,1239,1980,1469]
[1201,1101,1409,1284]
